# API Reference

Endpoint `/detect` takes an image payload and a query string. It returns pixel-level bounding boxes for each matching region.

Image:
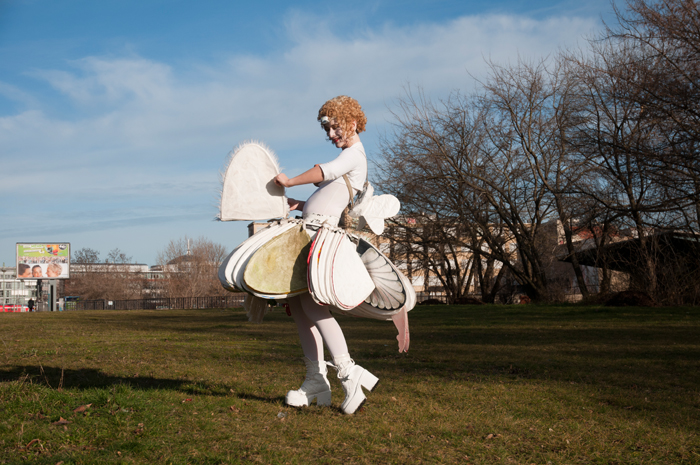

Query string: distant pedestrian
[28,298,35,312]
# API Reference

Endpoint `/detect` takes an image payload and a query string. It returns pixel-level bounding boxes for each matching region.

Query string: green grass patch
[1,304,699,464]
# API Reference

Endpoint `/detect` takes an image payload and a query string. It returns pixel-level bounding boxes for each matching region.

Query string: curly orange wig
[317,96,367,137]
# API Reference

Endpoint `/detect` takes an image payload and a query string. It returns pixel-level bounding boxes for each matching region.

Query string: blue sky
[0,0,614,267]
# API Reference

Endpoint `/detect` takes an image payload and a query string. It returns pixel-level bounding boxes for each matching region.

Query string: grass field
[1,304,699,464]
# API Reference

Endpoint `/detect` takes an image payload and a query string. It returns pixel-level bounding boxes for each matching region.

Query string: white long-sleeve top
[303,142,367,219]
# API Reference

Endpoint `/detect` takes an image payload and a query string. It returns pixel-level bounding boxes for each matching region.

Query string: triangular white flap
[308,226,332,306]
[314,228,335,306]
[357,238,406,309]
[323,231,344,305]
[219,247,240,292]
[219,142,289,221]
[331,235,375,309]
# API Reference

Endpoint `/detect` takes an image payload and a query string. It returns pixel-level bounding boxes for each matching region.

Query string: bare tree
[558,0,700,302]
[375,89,512,303]
[608,0,700,232]
[574,0,700,303]
[106,248,132,264]
[72,247,100,264]
[374,1,700,304]
[569,43,658,293]
[156,236,228,299]
[66,248,103,299]
[377,53,602,302]
[66,247,145,300]
[477,56,602,300]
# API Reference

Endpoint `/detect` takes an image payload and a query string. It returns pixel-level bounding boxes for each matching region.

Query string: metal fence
[415,292,448,303]
[65,294,246,311]
[65,293,450,309]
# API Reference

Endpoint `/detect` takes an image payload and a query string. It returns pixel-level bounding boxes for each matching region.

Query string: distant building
[70,262,149,273]
[65,262,164,299]
[0,265,41,311]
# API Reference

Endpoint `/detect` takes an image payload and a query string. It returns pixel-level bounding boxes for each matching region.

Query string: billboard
[16,243,71,279]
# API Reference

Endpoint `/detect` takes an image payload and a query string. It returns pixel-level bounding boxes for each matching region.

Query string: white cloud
[0,11,602,264]
[4,12,600,168]
[0,80,38,108]
[30,57,174,105]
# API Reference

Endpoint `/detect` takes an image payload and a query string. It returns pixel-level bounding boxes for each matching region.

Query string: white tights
[288,293,348,362]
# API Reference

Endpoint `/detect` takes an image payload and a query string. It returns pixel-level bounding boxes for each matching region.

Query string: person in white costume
[273,96,378,414]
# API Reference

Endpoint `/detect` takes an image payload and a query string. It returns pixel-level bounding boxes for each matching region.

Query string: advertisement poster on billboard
[16,243,71,279]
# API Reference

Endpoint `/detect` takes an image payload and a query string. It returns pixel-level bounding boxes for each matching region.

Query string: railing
[65,294,246,311]
[415,292,448,303]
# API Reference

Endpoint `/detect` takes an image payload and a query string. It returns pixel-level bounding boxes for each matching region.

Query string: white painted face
[321,117,356,149]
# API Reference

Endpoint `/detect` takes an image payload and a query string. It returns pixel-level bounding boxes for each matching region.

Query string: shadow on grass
[0,365,290,406]
[0,365,211,392]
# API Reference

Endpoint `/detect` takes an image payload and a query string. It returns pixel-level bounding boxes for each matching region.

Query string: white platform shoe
[330,354,379,414]
[285,357,332,407]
